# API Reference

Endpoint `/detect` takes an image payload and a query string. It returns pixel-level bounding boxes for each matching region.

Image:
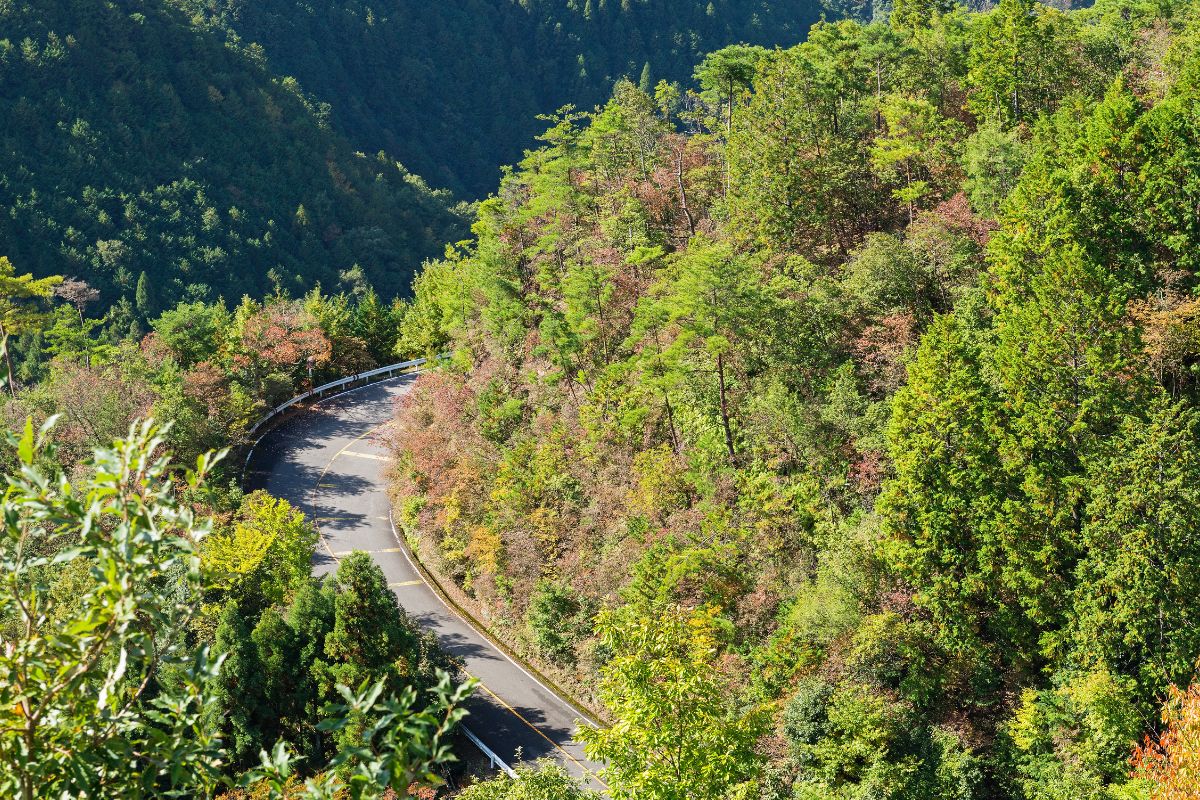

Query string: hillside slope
[388,0,1200,796]
[0,0,469,314]
[181,0,831,196]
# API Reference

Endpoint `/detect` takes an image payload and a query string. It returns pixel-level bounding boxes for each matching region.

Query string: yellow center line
[315,514,390,522]
[308,425,382,564]
[389,580,424,588]
[469,674,608,789]
[310,423,606,789]
[332,547,403,556]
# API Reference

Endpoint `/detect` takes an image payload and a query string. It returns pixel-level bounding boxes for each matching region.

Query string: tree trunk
[727,76,734,135]
[716,350,736,464]
[1,323,14,397]
[77,307,90,368]
[875,60,884,129]
[675,146,697,238]
[663,390,680,454]
[724,77,734,200]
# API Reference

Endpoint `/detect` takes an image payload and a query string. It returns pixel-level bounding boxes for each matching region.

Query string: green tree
[784,678,981,800]
[869,93,963,222]
[525,580,585,664]
[42,305,110,367]
[890,0,956,34]
[727,41,882,260]
[151,301,231,368]
[323,552,426,701]
[0,419,226,799]
[202,491,319,615]
[351,288,402,363]
[458,762,592,800]
[135,270,152,316]
[579,604,764,800]
[658,237,776,465]
[694,44,768,134]
[589,80,670,182]
[841,232,934,321]
[966,0,1078,124]
[985,238,1145,642]
[246,672,475,800]
[639,62,653,93]
[0,256,61,393]
[1068,401,1200,694]
[216,599,275,763]
[878,313,1012,658]
[1003,670,1143,799]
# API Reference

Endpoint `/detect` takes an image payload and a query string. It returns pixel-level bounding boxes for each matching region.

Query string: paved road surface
[246,374,606,790]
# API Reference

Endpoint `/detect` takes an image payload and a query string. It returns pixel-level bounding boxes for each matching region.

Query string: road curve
[245,374,606,790]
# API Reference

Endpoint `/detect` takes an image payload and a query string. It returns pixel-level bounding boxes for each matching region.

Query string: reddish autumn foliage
[1129,285,1200,391]
[39,361,156,468]
[852,312,918,396]
[849,447,887,497]
[1133,682,1200,799]
[240,302,332,372]
[139,331,174,368]
[930,192,997,246]
[183,360,231,413]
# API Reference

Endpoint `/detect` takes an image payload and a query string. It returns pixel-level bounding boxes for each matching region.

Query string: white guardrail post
[462,725,518,778]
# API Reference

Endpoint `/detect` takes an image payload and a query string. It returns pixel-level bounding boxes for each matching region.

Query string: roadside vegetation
[390,0,1200,797]
[7,0,1200,797]
[0,258,472,794]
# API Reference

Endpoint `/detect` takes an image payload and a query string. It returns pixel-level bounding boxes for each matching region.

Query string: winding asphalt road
[245,374,606,790]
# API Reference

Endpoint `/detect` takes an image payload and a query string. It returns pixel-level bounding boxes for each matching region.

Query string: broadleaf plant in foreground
[0,333,474,797]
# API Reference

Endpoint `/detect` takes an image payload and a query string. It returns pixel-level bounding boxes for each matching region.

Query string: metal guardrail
[462,725,517,778]
[240,356,435,481]
[245,356,431,438]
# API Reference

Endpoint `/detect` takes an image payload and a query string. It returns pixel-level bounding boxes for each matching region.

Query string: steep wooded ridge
[179,0,833,196]
[390,0,1200,796]
[0,0,469,315]
[11,0,1200,798]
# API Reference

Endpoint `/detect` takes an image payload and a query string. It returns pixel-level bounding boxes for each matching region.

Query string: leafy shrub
[458,761,592,800]
[525,579,588,664]
[1004,670,1145,800]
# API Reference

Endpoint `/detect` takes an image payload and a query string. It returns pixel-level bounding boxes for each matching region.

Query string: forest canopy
[11,0,1200,797]
[178,0,836,197]
[0,0,470,316]
[388,0,1200,797]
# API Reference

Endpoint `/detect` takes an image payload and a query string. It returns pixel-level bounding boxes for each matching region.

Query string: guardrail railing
[240,356,436,480]
[462,725,517,778]
[245,356,431,438]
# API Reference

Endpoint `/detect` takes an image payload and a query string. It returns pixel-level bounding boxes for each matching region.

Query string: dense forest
[388,0,1200,796]
[0,0,469,316]
[180,0,834,196]
[8,0,1200,798]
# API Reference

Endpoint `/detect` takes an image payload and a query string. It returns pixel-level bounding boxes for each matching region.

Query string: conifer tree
[0,256,60,394]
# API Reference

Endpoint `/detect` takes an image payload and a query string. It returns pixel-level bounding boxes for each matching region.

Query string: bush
[786,679,981,800]
[458,762,592,800]
[1004,669,1145,800]
[845,612,942,708]
[525,579,586,664]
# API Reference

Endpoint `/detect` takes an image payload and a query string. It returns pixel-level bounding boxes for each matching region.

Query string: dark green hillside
[181,0,831,196]
[0,0,469,314]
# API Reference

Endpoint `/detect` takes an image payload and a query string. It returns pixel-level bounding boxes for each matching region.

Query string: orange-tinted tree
[1133,682,1200,800]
